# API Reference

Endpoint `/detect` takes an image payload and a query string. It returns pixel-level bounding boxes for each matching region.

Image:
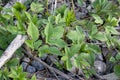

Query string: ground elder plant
[0,0,120,79]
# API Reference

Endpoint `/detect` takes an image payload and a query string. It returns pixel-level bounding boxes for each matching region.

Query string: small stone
[69,67,83,75]
[21,62,28,70]
[26,65,36,73]
[22,57,30,63]
[102,73,119,80]
[94,61,106,74]
[76,12,82,20]
[31,60,44,71]
[96,54,104,61]
[90,0,95,3]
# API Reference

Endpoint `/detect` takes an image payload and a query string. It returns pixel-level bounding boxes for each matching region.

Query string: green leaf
[0,6,3,11]
[31,75,36,80]
[32,14,39,25]
[9,66,27,79]
[44,23,53,43]
[64,9,76,26]
[16,21,26,34]
[45,22,64,44]
[67,26,85,43]
[0,67,9,80]
[67,30,78,42]
[114,64,120,78]
[78,52,95,66]
[55,14,61,24]
[89,53,95,65]
[27,22,39,41]
[106,39,112,48]
[106,26,119,34]
[25,40,34,49]
[0,50,3,56]
[76,26,85,43]
[84,70,90,79]
[87,44,101,54]
[88,67,96,75]
[49,39,67,48]
[107,15,118,26]
[7,22,25,35]
[65,47,72,70]
[116,53,120,60]
[61,56,68,61]
[110,56,116,63]
[80,61,90,67]
[76,26,85,37]
[48,15,55,23]
[91,25,98,36]
[30,2,44,13]
[6,58,19,67]
[42,19,49,24]
[66,58,72,70]
[25,12,32,21]
[55,4,66,17]
[92,0,112,15]
[38,45,49,57]
[51,26,64,39]
[74,53,91,68]
[7,25,18,34]
[74,58,81,67]
[118,0,120,4]
[70,44,81,55]
[39,46,62,56]
[13,2,26,11]
[110,17,118,26]
[8,71,17,78]
[92,14,103,24]
[78,53,89,60]
[49,47,62,55]
[94,32,107,41]
[2,14,12,20]
[77,0,84,6]
[12,8,21,21]
[89,25,98,39]
[34,40,42,50]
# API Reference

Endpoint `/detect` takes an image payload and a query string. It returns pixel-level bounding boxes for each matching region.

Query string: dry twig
[23,45,74,80]
[0,35,27,68]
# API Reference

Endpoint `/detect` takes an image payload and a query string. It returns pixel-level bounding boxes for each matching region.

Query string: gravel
[21,62,28,70]
[94,61,106,74]
[31,60,45,71]
[26,65,36,73]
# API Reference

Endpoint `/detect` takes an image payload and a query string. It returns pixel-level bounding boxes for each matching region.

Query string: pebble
[96,54,104,61]
[69,66,83,75]
[22,57,30,63]
[26,65,36,73]
[94,61,106,74]
[31,60,44,71]
[102,73,119,80]
[90,0,95,3]
[21,62,28,70]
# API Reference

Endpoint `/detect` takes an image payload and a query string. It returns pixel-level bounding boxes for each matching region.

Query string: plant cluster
[0,0,120,79]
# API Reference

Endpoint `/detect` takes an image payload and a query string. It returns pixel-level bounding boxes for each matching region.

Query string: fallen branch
[0,35,27,68]
[0,0,31,69]
[23,45,74,80]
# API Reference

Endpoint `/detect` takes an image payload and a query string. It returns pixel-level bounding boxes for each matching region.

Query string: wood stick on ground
[23,45,74,80]
[0,35,27,68]
[0,0,32,69]
[0,0,28,69]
